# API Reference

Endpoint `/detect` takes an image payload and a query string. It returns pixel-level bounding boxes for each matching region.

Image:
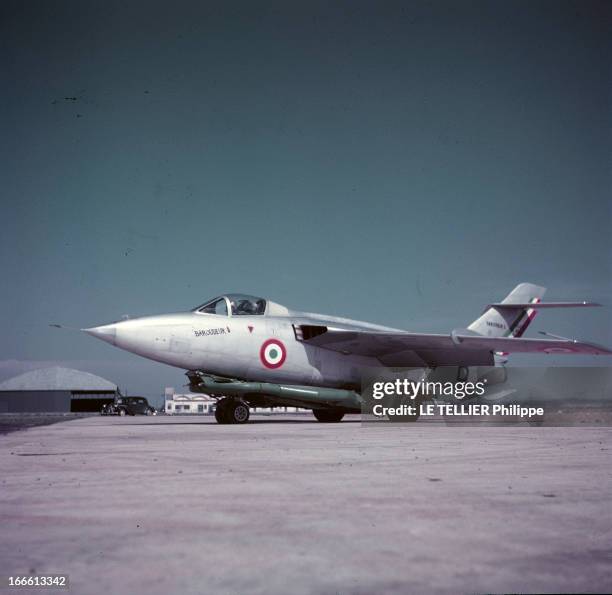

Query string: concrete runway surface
[1,415,611,595]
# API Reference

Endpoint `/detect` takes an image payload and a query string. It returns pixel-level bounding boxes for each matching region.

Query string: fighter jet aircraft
[82,283,611,424]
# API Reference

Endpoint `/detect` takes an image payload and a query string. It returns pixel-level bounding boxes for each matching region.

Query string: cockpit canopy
[192,294,267,316]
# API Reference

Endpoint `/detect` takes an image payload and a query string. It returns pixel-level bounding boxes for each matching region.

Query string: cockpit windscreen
[193,294,266,316]
[227,294,266,315]
[194,297,228,315]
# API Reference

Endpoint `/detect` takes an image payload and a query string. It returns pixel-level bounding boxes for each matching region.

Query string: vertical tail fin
[468,283,546,338]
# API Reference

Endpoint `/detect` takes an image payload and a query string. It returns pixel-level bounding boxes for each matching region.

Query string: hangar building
[0,367,119,413]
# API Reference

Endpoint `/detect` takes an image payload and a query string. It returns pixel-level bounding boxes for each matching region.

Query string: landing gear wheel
[118,408,126,417]
[313,409,345,423]
[214,399,250,424]
[228,401,250,424]
[214,400,230,424]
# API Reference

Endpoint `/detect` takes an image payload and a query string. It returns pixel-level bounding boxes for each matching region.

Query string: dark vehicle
[100,396,156,416]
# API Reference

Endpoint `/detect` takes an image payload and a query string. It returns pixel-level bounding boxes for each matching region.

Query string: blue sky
[2,0,610,403]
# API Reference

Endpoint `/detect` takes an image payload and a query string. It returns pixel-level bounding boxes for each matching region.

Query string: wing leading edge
[296,325,612,367]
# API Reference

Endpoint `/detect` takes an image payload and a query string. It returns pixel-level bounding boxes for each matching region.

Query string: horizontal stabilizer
[485,302,601,311]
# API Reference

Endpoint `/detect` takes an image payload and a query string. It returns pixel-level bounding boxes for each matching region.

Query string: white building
[164,387,215,415]
[164,388,311,415]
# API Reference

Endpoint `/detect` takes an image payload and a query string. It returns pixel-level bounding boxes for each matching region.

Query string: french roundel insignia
[260,339,287,369]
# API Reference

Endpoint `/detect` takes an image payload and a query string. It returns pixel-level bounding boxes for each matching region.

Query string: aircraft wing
[296,325,612,367]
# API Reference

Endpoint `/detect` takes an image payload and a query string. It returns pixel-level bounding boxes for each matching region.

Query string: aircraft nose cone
[83,324,117,345]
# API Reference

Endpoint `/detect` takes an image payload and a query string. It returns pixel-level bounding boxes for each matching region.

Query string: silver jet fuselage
[85,296,396,390]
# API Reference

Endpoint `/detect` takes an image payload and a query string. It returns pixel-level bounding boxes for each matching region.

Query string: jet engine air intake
[293,324,328,341]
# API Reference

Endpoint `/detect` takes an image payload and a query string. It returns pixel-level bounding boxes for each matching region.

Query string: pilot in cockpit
[234,299,256,315]
[230,297,267,315]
